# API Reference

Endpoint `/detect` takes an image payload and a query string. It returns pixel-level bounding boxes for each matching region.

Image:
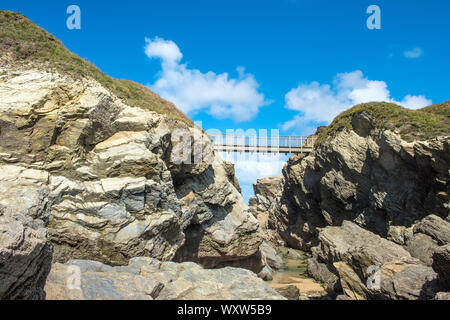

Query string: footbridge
[210,134,314,154]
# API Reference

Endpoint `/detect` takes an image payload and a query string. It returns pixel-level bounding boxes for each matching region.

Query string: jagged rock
[0,65,261,270]
[270,118,449,249]
[258,265,274,281]
[253,175,284,207]
[307,257,340,293]
[0,8,264,275]
[273,285,300,300]
[432,244,450,289]
[259,241,285,270]
[333,261,367,300]
[404,215,450,266]
[173,157,262,267]
[406,233,439,266]
[414,215,450,246]
[203,240,283,275]
[45,258,285,300]
[316,222,414,270]
[0,167,53,300]
[223,161,242,193]
[249,175,285,245]
[257,106,449,300]
[309,222,440,300]
[376,261,441,300]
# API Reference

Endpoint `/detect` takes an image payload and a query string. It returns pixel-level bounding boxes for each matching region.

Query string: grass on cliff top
[315,101,450,146]
[0,10,193,127]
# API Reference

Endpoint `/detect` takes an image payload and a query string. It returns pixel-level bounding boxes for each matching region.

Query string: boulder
[273,285,300,300]
[309,222,440,300]
[258,265,274,281]
[333,261,367,300]
[376,261,441,300]
[307,257,340,293]
[45,258,286,300]
[406,233,439,266]
[259,241,285,270]
[414,215,450,246]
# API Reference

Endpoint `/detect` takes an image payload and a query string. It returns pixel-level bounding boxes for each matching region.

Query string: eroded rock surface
[0,67,261,268]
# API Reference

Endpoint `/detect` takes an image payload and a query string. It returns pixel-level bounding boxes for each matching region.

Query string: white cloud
[400,94,431,109]
[144,37,269,122]
[282,70,432,132]
[145,37,182,67]
[220,152,289,202]
[404,47,423,59]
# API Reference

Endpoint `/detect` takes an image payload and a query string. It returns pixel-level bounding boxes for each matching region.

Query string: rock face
[0,214,52,300]
[249,175,285,245]
[0,66,261,271]
[0,46,266,299]
[0,166,53,299]
[260,108,449,300]
[45,258,285,300]
[0,12,271,300]
[277,128,449,250]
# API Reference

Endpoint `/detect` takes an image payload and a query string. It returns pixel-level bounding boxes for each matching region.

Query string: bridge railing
[208,134,314,153]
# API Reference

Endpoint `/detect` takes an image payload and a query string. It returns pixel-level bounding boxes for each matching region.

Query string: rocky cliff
[256,102,450,299]
[0,11,275,299]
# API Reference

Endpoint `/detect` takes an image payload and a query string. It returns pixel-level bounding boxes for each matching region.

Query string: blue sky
[2,0,449,201]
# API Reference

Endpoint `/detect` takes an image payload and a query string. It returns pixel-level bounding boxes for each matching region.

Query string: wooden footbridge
[210,134,314,154]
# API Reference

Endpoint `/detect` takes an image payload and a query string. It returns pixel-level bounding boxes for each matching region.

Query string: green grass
[419,100,450,116]
[0,10,193,127]
[315,101,450,146]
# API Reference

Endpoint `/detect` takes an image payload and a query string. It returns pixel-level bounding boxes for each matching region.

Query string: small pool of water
[269,247,327,298]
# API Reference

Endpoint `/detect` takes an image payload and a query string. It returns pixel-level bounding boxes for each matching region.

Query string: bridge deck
[214,145,313,154]
[210,134,314,154]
